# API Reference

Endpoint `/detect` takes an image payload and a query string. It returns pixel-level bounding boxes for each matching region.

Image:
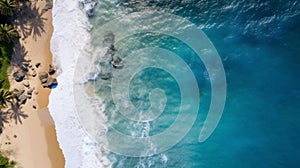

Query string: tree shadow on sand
[0,110,10,134]
[7,102,28,125]
[14,1,47,41]
[0,102,29,134]
[11,42,28,67]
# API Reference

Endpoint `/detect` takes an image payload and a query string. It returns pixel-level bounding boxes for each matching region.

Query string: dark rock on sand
[32,70,37,77]
[48,65,56,75]
[39,72,48,84]
[22,61,30,67]
[13,70,26,82]
[27,88,34,95]
[35,62,41,68]
[38,71,58,88]
[12,85,25,98]
[21,64,28,72]
[18,94,27,105]
[42,77,58,88]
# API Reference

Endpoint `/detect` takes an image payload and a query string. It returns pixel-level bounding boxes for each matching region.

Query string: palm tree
[0,0,18,16]
[0,23,18,43]
[0,89,14,109]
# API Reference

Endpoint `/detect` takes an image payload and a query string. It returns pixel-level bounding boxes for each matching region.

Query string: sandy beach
[0,0,65,168]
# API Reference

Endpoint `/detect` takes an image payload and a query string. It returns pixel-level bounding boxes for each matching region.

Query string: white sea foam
[49,0,108,167]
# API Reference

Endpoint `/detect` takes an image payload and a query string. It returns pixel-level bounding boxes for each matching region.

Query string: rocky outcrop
[38,70,58,88]
[18,94,28,105]
[13,69,26,82]
[43,77,58,88]
[111,55,123,69]
[39,72,49,83]
[12,85,25,98]
[11,85,37,105]
[79,0,97,17]
[12,85,28,104]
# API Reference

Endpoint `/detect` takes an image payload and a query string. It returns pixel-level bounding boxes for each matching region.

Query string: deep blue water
[90,0,300,167]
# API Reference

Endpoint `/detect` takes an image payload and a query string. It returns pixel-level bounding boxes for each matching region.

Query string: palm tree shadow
[14,1,47,41]
[11,42,28,67]
[0,110,9,134]
[7,102,28,125]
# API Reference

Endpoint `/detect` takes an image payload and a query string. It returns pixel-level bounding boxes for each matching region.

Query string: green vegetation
[0,42,12,90]
[0,0,19,90]
[0,89,13,108]
[0,0,18,16]
[0,24,18,44]
[0,1,21,167]
[0,153,16,168]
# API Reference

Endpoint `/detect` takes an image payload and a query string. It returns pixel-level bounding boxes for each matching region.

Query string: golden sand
[0,1,65,167]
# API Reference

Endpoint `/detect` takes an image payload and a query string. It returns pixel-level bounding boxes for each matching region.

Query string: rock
[43,77,58,88]
[79,0,97,17]
[112,61,123,69]
[34,91,39,95]
[21,64,28,72]
[18,94,27,105]
[23,81,30,87]
[41,78,48,84]
[28,65,32,68]
[86,6,95,16]
[38,72,48,84]
[27,88,34,95]
[33,105,36,109]
[31,68,35,71]
[12,85,25,97]
[13,70,26,82]
[103,32,115,48]
[39,72,48,79]
[48,65,56,75]
[32,70,37,77]
[22,61,30,67]
[111,56,123,69]
[27,95,32,99]
[35,62,41,68]
[100,73,111,80]
[44,0,53,11]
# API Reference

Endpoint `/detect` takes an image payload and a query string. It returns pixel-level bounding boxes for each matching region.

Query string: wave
[49,0,110,167]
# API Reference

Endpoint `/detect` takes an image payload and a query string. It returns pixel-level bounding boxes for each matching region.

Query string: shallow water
[55,0,300,167]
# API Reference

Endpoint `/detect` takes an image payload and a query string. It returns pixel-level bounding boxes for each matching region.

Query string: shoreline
[0,1,65,168]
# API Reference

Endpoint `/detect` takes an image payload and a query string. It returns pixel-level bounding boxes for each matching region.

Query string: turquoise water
[89,0,300,167]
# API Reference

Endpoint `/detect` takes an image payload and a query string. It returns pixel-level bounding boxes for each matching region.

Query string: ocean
[50,0,300,167]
